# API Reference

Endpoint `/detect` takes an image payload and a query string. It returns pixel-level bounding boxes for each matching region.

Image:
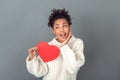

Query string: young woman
[26,8,85,80]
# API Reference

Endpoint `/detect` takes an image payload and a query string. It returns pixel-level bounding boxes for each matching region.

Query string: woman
[26,8,85,80]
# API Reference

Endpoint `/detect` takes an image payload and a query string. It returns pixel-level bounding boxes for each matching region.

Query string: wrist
[28,55,34,61]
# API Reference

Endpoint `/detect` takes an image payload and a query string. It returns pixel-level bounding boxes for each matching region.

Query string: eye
[55,26,59,29]
[63,25,67,28]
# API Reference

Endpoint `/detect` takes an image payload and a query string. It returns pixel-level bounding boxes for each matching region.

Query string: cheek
[53,31,60,36]
[65,28,70,33]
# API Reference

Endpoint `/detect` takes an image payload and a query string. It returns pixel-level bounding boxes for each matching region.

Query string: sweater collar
[52,35,75,46]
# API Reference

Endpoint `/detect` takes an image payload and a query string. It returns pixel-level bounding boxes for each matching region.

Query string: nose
[60,27,64,31]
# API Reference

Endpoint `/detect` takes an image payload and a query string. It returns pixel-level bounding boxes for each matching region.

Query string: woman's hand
[61,31,71,47]
[28,46,38,60]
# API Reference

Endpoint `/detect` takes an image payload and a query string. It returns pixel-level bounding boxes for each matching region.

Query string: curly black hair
[48,8,72,28]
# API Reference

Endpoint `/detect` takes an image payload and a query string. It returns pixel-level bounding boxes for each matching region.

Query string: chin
[57,37,67,42]
[61,38,67,42]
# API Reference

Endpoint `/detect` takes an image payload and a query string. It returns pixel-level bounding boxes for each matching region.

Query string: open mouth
[60,32,67,38]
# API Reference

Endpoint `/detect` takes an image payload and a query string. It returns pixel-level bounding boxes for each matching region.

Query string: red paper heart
[37,42,60,62]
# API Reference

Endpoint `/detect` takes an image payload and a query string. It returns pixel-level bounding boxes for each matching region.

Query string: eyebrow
[54,24,59,26]
[60,22,67,24]
[54,22,67,26]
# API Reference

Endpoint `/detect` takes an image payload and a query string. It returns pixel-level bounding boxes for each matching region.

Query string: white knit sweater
[26,35,85,80]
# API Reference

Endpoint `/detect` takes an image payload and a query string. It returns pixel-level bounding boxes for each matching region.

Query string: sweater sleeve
[26,55,48,77]
[60,39,85,74]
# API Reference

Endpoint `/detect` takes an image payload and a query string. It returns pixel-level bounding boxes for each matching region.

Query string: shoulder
[76,38,84,45]
[68,35,84,49]
[48,38,55,44]
[48,37,58,45]
[70,35,84,45]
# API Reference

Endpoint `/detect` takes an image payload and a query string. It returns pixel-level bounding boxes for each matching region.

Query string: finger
[69,30,71,37]
[28,48,34,55]
[32,46,38,51]
[33,51,36,55]
[28,49,32,53]
[66,32,71,41]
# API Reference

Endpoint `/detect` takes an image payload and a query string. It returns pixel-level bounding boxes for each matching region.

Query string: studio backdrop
[0,0,120,80]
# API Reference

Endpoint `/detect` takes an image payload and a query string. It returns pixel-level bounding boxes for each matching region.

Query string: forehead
[54,18,68,25]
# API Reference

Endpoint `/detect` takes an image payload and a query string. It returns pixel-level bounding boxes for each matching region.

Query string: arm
[60,39,85,74]
[26,54,48,77]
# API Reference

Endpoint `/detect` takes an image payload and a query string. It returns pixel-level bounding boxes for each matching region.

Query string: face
[52,18,71,43]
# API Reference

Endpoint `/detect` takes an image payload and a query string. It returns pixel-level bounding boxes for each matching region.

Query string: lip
[60,32,66,36]
[59,33,67,39]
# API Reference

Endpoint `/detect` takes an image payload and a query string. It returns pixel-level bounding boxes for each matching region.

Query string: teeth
[60,33,66,37]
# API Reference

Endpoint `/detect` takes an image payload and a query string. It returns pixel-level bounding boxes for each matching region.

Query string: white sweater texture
[26,35,85,80]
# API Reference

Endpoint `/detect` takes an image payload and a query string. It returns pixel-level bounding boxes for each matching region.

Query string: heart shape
[37,42,60,62]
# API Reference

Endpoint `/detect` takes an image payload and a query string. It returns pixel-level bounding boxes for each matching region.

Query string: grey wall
[0,0,120,80]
